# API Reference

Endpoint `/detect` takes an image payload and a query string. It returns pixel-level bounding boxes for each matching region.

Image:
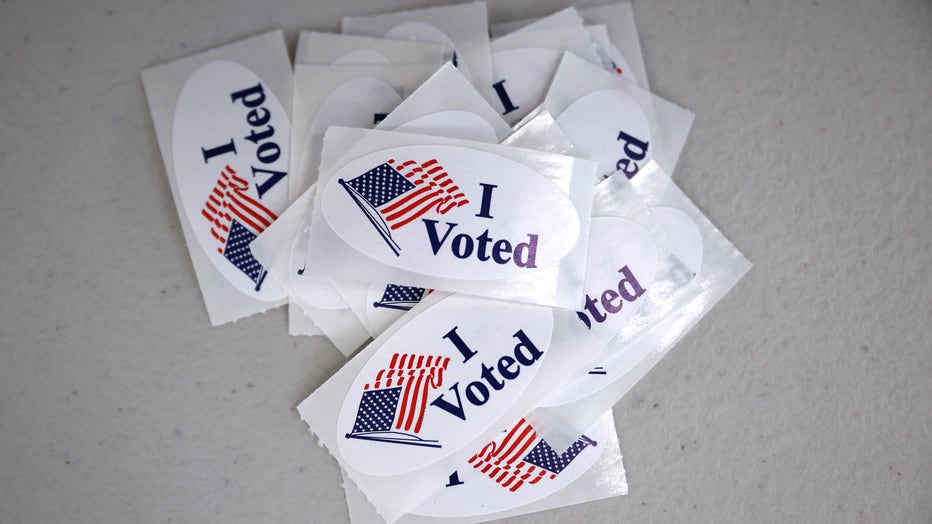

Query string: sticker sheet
[328,64,513,338]
[142,31,293,325]
[544,53,694,179]
[342,2,494,102]
[528,161,752,448]
[298,127,597,310]
[343,412,627,524]
[297,292,605,522]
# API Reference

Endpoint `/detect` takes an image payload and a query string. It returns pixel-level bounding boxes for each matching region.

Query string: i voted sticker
[337,294,554,476]
[320,145,581,280]
[172,60,289,300]
[411,416,610,517]
[575,217,656,342]
[555,88,652,178]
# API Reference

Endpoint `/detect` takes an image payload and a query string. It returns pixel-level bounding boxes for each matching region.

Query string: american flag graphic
[372,284,429,311]
[345,353,451,448]
[467,419,596,492]
[200,165,277,290]
[338,159,469,256]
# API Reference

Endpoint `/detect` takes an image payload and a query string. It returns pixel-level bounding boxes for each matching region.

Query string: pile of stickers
[142,3,751,523]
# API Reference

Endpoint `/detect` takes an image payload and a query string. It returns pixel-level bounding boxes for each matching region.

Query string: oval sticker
[337,294,554,476]
[410,416,610,517]
[575,217,657,343]
[555,88,653,178]
[320,144,581,280]
[172,60,289,300]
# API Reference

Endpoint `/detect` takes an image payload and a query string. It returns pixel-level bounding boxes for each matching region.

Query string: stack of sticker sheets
[142,3,751,523]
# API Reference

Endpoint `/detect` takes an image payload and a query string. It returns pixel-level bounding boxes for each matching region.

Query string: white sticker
[410,416,610,518]
[555,88,652,179]
[576,217,657,342]
[319,145,581,281]
[336,294,554,476]
[171,60,289,300]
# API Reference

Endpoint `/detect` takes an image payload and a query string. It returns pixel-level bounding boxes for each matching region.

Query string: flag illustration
[467,418,597,492]
[200,165,278,291]
[372,284,429,311]
[345,353,451,448]
[339,159,469,256]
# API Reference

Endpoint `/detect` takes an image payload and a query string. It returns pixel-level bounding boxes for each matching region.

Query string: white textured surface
[0,1,929,523]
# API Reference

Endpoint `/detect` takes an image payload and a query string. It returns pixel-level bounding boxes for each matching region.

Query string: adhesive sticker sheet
[297,291,605,523]
[279,64,440,347]
[343,411,627,524]
[299,127,597,310]
[489,27,603,126]
[337,108,577,341]
[329,64,513,337]
[295,31,446,66]
[342,2,494,102]
[528,161,752,448]
[267,63,510,347]
[141,30,293,325]
[285,44,442,337]
[544,53,694,179]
